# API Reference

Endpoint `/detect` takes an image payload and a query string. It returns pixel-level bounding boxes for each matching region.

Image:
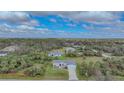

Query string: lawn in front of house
[44,64,68,80]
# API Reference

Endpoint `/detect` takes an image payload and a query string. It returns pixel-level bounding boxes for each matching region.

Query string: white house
[0,51,8,56]
[48,51,63,57]
[53,60,76,69]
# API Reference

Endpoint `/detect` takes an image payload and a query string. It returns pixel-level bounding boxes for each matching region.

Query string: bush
[0,55,34,73]
[65,52,77,57]
[79,61,114,80]
[24,65,45,77]
[79,61,96,77]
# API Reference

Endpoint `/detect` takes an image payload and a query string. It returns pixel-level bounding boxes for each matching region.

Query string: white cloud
[49,18,57,23]
[0,23,50,34]
[22,20,40,26]
[83,24,124,33]
[30,11,120,22]
[0,12,29,23]
[0,11,124,37]
[69,12,118,21]
[66,23,76,27]
[0,12,40,26]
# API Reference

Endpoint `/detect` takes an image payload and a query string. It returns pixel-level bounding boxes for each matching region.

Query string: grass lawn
[44,64,68,80]
[0,64,45,80]
[0,72,44,80]
[0,62,68,80]
[66,56,103,64]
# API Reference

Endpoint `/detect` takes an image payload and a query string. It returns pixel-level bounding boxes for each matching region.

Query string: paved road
[67,65,78,80]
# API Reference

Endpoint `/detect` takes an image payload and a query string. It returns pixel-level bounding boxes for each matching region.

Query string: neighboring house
[53,60,76,69]
[65,47,76,53]
[48,51,63,57]
[0,51,8,56]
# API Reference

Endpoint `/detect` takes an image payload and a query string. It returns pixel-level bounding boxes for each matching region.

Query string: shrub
[65,52,77,57]
[24,65,45,77]
[79,61,113,80]
[79,61,96,77]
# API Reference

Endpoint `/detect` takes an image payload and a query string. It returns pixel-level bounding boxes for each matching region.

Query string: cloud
[0,12,29,23]
[28,11,124,34]
[0,23,50,34]
[83,24,124,33]
[68,12,119,21]
[66,23,76,27]
[30,11,120,22]
[0,11,40,26]
[0,11,124,38]
[21,19,40,26]
[49,18,57,23]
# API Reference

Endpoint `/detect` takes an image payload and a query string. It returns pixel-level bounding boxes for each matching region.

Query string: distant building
[48,51,63,57]
[1,45,19,52]
[0,51,8,56]
[65,47,76,53]
[53,60,76,69]
[73,45,81,48]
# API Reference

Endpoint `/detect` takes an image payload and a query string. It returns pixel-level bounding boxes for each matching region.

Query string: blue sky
[0,11,124,38]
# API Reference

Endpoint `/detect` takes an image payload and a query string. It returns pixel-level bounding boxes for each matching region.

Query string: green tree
[24,65,45,77]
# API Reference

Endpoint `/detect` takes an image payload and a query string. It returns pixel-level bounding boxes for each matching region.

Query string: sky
[0,11,124,38]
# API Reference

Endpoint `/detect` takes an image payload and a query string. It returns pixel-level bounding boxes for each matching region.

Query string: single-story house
[48,51,63,57]
[0,51,8,56]
[53,60,76,69]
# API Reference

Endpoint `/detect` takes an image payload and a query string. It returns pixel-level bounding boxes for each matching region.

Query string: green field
[44,64,68,80]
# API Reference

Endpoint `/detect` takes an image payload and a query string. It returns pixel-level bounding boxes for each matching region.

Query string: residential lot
[0,38,124,80]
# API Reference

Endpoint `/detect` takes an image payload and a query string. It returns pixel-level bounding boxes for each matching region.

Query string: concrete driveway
[67,65,78,80]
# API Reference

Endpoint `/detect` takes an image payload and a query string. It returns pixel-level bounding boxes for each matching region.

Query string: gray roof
[53,60,66,64]
[67,60,76,65]
[53,60,76,65]
[49,51,63,55]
